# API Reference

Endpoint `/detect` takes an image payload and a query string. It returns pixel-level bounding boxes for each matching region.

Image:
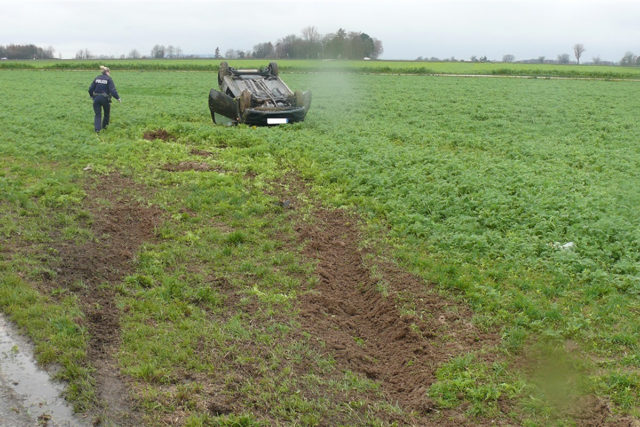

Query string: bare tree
[620,51,636,66]
[557,53,571,64]
[225,49,238,59]
[502,54,515,63]
[253,42,274,58]
[75,48,92,59]
[301,26,321,43]
[301,26,322,59]
[573,43,585,64]
[151,45,165,58]
[275,34,300,59]
[128,49,140,59]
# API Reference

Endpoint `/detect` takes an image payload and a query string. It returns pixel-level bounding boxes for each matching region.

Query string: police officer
[88,65,121,133]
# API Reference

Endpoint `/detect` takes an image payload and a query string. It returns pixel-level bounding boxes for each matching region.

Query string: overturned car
[208,62,311,126]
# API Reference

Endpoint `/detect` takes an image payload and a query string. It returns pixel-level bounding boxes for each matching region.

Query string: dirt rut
[296,207,497,418]
[50,173,161,425]
[261,175,498,423]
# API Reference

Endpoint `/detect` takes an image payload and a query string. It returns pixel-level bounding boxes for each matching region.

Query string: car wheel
[218,62,229,86]
[294,90,304,107]
[268,62,279,77]
[238,89,252,115]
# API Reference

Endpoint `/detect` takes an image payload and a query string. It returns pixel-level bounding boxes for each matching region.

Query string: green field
[1,65,640,425]
[3,58,640,79]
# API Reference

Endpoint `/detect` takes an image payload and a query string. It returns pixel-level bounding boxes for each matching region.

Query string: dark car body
[208,62,311,126]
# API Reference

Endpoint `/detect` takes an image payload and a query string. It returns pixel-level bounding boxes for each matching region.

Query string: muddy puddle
[0,313,87,426]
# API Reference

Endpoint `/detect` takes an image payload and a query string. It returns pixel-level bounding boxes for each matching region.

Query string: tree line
[620,52,640,66]
[0,44,55,59]
[88,27,382,61]
[419,44,639,66]
[222,27,383,60]
[74,45,187,60]
[6,40,640,66]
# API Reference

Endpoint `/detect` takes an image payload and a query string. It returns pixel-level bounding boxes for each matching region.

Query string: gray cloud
[1,0,639,61]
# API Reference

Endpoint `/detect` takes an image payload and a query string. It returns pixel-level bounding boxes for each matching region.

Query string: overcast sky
[1,0,639,61]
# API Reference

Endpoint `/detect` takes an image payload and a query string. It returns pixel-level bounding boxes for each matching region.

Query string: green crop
[2,67,640,423]
[3,58,640,79]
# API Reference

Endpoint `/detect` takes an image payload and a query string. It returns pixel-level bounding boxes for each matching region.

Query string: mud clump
[162,161,219,172]
[569,396,612,426]
[143,129,175,141]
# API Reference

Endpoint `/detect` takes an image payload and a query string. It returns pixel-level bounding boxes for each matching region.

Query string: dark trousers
[93,95,111,131]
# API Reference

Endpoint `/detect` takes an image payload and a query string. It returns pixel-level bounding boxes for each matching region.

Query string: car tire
[294,90,304,107]
[268,62,279,77]
[238,89,252,116]
[218,62,230,86]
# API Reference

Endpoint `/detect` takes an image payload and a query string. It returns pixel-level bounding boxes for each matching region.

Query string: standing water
[0,313,87,426]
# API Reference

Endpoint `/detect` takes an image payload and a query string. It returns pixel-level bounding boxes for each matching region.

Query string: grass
[2,58,640,79]
[428,354,525,417]
[1,67,640,423]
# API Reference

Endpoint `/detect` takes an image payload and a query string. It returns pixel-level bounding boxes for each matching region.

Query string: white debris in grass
[550,241,575,250]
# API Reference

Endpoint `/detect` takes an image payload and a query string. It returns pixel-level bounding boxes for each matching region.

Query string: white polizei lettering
[95,79,108,84]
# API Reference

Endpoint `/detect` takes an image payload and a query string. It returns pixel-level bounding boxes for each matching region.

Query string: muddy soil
[5,168,631,425]
[297,207,495,416]
[45,172,162,425]
[277,175,639,426]
[142,129,175,141]
[267,176,499,424]
[0,313,88,426]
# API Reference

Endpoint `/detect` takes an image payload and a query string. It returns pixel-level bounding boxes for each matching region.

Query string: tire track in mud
[273,177,500,424]
[297,208,498,419]
[272,175,639,426]
[47,172,161,425]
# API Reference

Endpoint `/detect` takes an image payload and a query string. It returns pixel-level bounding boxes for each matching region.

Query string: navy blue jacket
[89,74,120,100]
